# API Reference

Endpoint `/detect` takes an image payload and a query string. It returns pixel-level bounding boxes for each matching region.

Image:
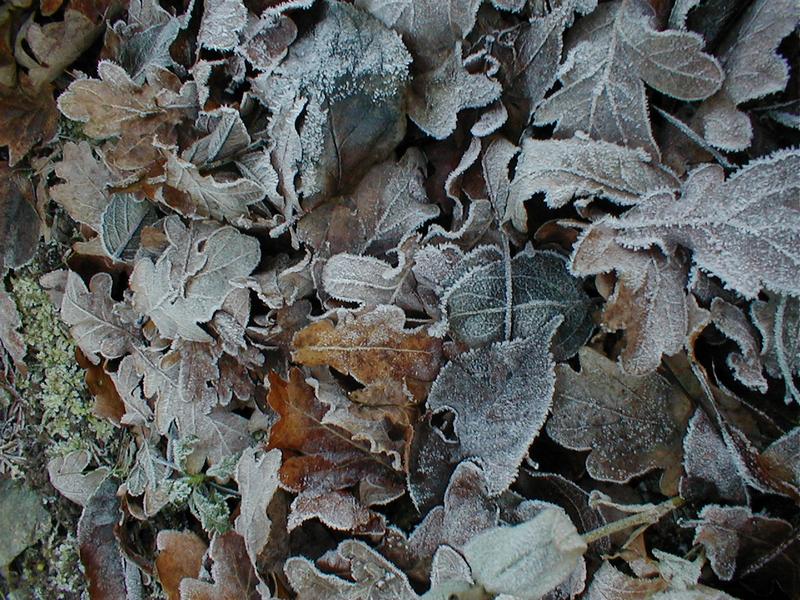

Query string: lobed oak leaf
[291,305,443,392]
[180,532,261,600]
[546,347,693,490]
[410,320,560,505]
[751,293,800,404]
[47,450,110,507]
[49,141,113,230]
[130,216,260,342]
[155,530,208,600]
[610,150,800,299]
[0,79,59,166]
[535,0,722,157]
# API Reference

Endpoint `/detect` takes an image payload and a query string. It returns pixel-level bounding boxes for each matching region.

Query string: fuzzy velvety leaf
[183,107,251,167]
[155,530,208,600]
[61,272,139,364]
[411,320,559,503]
[444,249,593,360]
[611,151,800,299]
[535,0,722,157]
[463,508,587,600]
[100,194,157,262]
[292,305,442,391]
[508,137,679,226]
[751,294,800,403]
[0,79,58,166]
[0,163,41,271]
[286,539,417,600]
[180,532,261,600]
[571,226,689,375]
[697,0,800,151]
[585,562,665,600]
[234,447,282,569]
[547,347,692,490]
[130,217,260,342]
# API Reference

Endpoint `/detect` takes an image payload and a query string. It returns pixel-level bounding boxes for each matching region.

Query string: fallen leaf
[751,293,800,403]
[0,79,58,165]
[155,530,208,600]
[234,447,282,569]
[0,479,50,567]
[710,298,768,393]
[0,291,25,374]
[180,531,261,600]
[0,162,41,271]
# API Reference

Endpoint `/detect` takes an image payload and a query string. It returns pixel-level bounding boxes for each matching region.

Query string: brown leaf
[546,347,693,494]
[0,79,58,166]
[180,532,260,600]
[0,162,42,272]
[155,530,208,600]
[291,305,442,396]
[49,141,113,229]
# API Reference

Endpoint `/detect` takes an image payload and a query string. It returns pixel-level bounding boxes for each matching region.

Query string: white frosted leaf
[198,0,246,51]
[508,137,679,227]
[422,320,560,496]
[463,508,587,600]
[482,137,518,223]
[234,448,282,569]
[697,0,800,151]
[111,355,153,428]
[751,293,800,404]
[285,539,418,600]
[610,150,800,299]
[430,545,472,588]
[710,298,768,393]
[408,45,502,140]
[130,216,260,342]
[585,562,665,600]
[546,347,693,485]
[668,0,702,29]
[535,0,722,157]
[445,249,593,360]
[183,107,252,166]
[49,141,112,230]
[100,194,157,262]
[47,451,110,507]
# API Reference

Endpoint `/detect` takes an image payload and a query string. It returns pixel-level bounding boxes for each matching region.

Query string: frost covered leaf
[413,320,559,500]
[155,530,207,600]
[180,532,261,600]
[444,249,593,360]
[463,508,587,600]
[508,137,679,227]
[584,562,665,600]
[710,298,768,393]
[47,450,110,507]
[285,539,418,600]
[234,447,281,569]
[61,272,139,363]
[161,151,264,223]
[0,291,25,374]
[535,0,723,157]
[254,1,411,203]
[697,0,800,151]
[571,226,689,375]
[111,356,152,428]
[680,409,748,505]
[130,217,260,342]
[762,428,800,492]
[100,194,157,261]
[0,479,50,569]
[692,505,796,582]
[408,44,502,140]
[610,151,800,299]
[0,163,41,271]
[292,306,442,391]
[198,0,247,51]
[183,107,251,167]
[265,369,402,525]
[0,78,59,166]
[547,347,692,488]
[49,141,113,230]
[752,294,800,403]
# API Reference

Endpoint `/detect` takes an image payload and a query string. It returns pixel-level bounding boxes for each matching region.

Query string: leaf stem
[582,496,685,544]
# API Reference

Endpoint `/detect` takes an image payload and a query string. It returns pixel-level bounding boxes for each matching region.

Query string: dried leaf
[585,562,666,600]
[411,320,559,503]
[111,355,153,427]
[508,137,679,226]
[130,217,260,342]
[0,479,50,568]
[180,532,261,600]
[49,141,113,230]
[234,447,282,569]
[535,0,722,157]
[463,508,587,600]
[751,293,800,403]
[710,298,768,393]
[547,347,693,489]
[697,0,800,151]
[48,450,111,507]
[408,45,502,140]
[611,150,800,299]
[0,79,58,165]
[444,249,593,360]
[285,539,418,600]
[0,162,41,271]
[198,0,247,51]
[0,291,25,374]
[100,194,157,261]
[155,530,208,600]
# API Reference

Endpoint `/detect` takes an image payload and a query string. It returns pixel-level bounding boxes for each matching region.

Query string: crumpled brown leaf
[180,531,261,600]
[155,530,208,600]
[0,78,58,166]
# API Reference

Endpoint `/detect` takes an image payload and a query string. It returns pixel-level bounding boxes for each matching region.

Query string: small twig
[582,497,685,545]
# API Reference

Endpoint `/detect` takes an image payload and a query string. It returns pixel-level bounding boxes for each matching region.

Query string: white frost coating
[610,150,800,299]
[198,0,247,51]
[463,508,587,600]
[751,293,800,404]
[234,448,281,570]
[710,298,768,393]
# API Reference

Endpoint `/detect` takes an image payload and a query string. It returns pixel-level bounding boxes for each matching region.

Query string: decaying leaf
[180,532,261,600]
[0,291,25,374]
[444,249,593,360]
[100,194,157,261]
[0,79,59,166]
[130,216,260,342]
[0,163,41,272]
[547,347,693,490]
[610,150,800,299]
[47,450,111,507]
[710,298,768,393]
[155,530,208,600]
[535,0,723,157]
[49,141,113,230]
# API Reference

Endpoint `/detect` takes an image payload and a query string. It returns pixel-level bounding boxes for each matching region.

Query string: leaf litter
[0,0,798,598]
